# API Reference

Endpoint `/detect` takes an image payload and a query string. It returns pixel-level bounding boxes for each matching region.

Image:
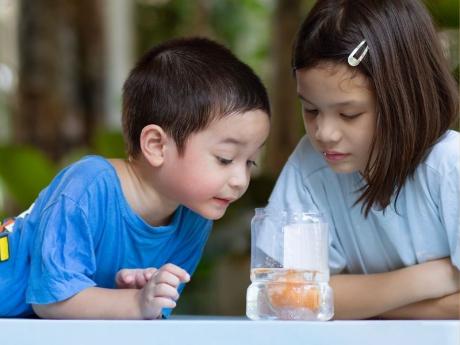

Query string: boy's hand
[115,268,157,289]
[138,263,190,319]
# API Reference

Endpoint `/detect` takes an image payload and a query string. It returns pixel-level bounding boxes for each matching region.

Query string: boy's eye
[216,157,233,165]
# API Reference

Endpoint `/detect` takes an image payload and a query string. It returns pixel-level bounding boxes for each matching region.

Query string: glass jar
[246,208,334,321]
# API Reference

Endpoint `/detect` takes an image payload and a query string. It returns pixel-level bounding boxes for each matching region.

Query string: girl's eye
[247,160,257,168]
[340,112,363,119]
[303,108,319,116]
[216,157,233,165]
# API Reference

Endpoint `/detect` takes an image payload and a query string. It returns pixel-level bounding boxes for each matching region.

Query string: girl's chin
[327,163,358,174]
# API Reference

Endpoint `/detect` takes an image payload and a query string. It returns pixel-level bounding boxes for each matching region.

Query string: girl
[267,0,459,319]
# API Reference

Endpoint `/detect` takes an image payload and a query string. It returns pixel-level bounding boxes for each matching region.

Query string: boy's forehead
[198,109,270,144]
[218,137,245,146]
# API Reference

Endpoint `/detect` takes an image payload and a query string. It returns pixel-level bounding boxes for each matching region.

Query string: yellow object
[0,235,9,261]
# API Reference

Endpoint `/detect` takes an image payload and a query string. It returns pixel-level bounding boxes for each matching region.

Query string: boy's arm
[331,258,459,319]
[33,263,189,319]
[378,292,460,319]
[32,287,146,319]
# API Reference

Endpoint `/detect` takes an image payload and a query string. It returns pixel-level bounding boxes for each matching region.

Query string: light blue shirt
[268,130,460,274]
[0,156,212,317]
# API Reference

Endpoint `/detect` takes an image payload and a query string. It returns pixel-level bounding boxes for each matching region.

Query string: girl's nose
[314,114,342,144]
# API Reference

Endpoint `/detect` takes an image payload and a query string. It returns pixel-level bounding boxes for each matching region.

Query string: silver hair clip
[347,40,368,67]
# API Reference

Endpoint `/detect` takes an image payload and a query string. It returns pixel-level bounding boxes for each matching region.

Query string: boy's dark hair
[293,0,459,216]
[122,37,270,157]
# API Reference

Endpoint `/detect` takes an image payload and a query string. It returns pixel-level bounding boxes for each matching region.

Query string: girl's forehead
[296,63,372,95]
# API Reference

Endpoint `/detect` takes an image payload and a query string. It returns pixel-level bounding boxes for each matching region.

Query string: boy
[0,37,271,319]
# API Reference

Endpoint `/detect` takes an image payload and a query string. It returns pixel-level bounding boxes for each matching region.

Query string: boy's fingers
[135,272,148,288]
[160,263,190,282]
[153,297,176,309]
[153,283,180,301]
[154,270,181,288]
[115,269,135,287]
[137,268,158,288]
[144,267,157,281]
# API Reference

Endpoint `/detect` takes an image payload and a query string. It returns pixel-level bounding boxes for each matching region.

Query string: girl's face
[159,110,270,220]
[296,63,377,174]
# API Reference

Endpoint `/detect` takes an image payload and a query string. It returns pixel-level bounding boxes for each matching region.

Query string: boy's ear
[140,124,169,167]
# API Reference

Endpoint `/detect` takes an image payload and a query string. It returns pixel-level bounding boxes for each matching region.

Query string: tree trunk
[16,0,105,161]
[264,0,304,178]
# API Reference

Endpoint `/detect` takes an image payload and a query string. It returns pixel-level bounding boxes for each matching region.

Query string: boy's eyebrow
[219,138,244,146]
[219,137,266,149]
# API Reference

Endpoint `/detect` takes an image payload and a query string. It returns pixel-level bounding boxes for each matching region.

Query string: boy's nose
[228,165,250,192]
[314,114,342,144]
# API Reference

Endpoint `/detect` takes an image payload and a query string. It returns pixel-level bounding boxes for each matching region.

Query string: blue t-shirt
[268,130,460,274]
[0,156,212,317]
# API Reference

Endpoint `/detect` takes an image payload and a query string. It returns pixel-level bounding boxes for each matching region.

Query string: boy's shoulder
[45,155,118,203]
[59,155,114,183]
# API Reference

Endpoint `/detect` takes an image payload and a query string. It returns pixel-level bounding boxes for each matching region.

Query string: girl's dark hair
[122,37,270,157]
[293,0,458,216]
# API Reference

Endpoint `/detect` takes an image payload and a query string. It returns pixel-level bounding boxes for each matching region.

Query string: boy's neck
[108,157,179,227]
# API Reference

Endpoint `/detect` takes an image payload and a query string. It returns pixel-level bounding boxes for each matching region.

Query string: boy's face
[159,110,270,220]
[296,62,377,174]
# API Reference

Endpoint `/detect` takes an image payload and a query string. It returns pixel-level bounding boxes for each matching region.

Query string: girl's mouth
[323,151,350,162]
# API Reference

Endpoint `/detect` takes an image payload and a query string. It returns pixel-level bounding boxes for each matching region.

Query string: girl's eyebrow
[297,94,312,104]
[298,93,363,107]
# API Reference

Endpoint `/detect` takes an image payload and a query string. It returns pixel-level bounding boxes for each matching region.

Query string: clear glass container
[246,208,334,321]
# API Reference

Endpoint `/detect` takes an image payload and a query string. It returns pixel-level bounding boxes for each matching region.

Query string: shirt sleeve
[26,195,97,304]
[438,163,460,270]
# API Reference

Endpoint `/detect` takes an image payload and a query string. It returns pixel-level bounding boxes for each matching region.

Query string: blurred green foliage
[135,0,271,78]
[424,0,459,27]
[0,129,125,219]
[0,146,56,209]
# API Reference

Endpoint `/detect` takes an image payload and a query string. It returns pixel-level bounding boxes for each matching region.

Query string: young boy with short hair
[0,37,271,319]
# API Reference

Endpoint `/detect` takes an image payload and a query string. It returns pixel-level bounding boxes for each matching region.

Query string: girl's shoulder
[422,130,460,175]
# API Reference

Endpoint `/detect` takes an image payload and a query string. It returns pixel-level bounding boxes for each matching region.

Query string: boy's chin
[193,206,228,220]
[201,210,227,220]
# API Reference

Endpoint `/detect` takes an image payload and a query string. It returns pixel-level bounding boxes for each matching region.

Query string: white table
[1,316,459,345]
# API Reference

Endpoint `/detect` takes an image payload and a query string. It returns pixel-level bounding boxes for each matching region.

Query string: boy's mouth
[213,197,234,206]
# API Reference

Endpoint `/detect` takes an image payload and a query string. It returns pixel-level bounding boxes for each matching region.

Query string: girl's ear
[140,124,169,167]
